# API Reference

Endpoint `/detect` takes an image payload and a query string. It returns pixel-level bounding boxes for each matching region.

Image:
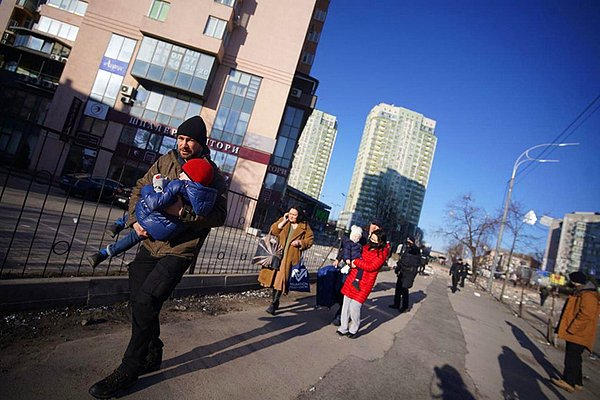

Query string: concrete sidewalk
[0,267,598,399]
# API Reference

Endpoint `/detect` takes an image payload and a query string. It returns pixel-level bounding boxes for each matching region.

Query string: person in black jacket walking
[449,258,464,293]
[390,237,421,312]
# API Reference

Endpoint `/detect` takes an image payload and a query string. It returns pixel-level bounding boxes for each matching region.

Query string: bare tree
[499,201,541,299]
[436,194,497,283]
[445,241,465,262]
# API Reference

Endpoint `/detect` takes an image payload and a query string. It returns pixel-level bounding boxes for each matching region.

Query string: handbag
[288,261,310,292]
[252,233,283,270]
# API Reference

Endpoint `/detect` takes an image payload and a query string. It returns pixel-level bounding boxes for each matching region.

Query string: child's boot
[87,251,108,269]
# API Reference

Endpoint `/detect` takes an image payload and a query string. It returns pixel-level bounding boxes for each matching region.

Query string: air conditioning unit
[121,96,135,106]
[290,88,302,98]
[120,85,135,97]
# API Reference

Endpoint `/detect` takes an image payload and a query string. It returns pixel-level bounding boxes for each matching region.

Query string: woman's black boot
[266,290,282,315]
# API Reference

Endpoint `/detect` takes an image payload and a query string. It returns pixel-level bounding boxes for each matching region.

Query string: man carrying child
[89,116,227,399]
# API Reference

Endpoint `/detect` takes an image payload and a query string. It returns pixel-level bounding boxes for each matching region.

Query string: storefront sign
[109,109,272,165]
[207,138,240,155]
[99,57,128,76]
[84,100,109,120]
[267,164,289,177]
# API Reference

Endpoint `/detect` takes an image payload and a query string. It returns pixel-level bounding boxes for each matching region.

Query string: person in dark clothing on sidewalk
[459,262,470,287]
[88,116,228,399]
[390,236,421,312]
[449,258,463,293]
[552,271,599,393]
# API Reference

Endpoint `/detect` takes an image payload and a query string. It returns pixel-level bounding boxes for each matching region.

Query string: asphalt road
[1,266,598,399]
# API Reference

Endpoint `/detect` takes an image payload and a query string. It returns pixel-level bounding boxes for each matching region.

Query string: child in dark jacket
[342,225,365,290]
[86,158,217,268]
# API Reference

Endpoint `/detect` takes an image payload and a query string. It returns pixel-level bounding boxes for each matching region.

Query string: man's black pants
[451,274,460,292]
[564,341,585,386]
[393,275,409,310]
[119,246,191,376]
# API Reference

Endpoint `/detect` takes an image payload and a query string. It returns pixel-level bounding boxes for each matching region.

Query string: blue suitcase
[316,265,341,308]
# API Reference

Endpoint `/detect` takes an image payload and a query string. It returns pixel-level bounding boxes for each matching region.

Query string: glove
[340,264,350,274]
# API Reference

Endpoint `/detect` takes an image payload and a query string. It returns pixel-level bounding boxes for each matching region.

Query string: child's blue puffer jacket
[135,179,218,241]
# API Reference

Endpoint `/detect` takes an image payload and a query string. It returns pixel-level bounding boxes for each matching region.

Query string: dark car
[114,186,133,209]
[59,174,127,205]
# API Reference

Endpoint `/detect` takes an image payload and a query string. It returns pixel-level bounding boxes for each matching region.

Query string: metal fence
[0,125,339,279]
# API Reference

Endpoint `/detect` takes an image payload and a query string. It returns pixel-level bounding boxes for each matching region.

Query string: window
[211,70,261,145]
[131,37,216,97]
[314,8,327,22]
[35,16,79,41]
[210,150,237,175]
[214,0,235,6]
[148,0,170,21]
[272,106,304,168]
[307,30,320,43]
[119,125,176,156]
[46,0,88,16]
[301,52,314,65]
[204,16,227,40]
[130,85,202,128]
[89,34,137,106]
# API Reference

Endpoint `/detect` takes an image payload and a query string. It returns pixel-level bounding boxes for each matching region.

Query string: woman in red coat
[337,229,390,338]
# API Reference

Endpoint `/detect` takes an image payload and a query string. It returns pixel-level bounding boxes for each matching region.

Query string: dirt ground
[0,288,286,373]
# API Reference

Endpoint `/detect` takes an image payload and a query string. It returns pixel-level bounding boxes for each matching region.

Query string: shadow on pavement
[125,296,329,395]
[433,364,476,400]
[359,291,427,337]
[506,321,561,379]
[498,345,567,400]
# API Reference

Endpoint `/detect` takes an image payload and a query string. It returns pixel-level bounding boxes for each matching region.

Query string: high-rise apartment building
[338,103,437,240]
[0,0,329,229]
[543,212,600,278]
[287,109,337,199]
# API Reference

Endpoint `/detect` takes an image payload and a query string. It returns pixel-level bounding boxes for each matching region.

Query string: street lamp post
[486,142,578,294]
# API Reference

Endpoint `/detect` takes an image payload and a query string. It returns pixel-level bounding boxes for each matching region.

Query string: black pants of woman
[563,341,585,387]
[392,276,409,311]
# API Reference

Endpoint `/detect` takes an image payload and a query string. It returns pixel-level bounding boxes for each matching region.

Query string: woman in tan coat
[552,271,600,393]
[258,206,314,315]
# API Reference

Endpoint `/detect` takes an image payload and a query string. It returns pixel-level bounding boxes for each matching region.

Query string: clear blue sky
[312,0,600,253]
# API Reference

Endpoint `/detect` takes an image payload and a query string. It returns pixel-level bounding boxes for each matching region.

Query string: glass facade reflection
[131,36,215,97]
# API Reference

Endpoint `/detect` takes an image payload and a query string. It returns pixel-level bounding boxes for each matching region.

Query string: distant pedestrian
[539,285,550,307]
[510,272,518,287]
[88,116,228,399]
[449,258,463,293]
[459,263,470,287]
[336,229,390,338]
[418,244,431,275]
[258,206,314,315]
[390,236,421,313]
[552,271,600,393]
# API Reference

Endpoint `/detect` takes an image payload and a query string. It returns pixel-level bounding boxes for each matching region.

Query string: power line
[514,92,600,185]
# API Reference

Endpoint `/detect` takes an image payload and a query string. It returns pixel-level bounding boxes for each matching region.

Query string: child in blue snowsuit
[87,158,217,268]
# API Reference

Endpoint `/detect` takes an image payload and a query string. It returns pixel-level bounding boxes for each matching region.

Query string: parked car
[59,174,128,205]
[114,186,133,209]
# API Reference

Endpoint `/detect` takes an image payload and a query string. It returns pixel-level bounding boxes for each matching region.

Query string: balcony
[15,0,39,14]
